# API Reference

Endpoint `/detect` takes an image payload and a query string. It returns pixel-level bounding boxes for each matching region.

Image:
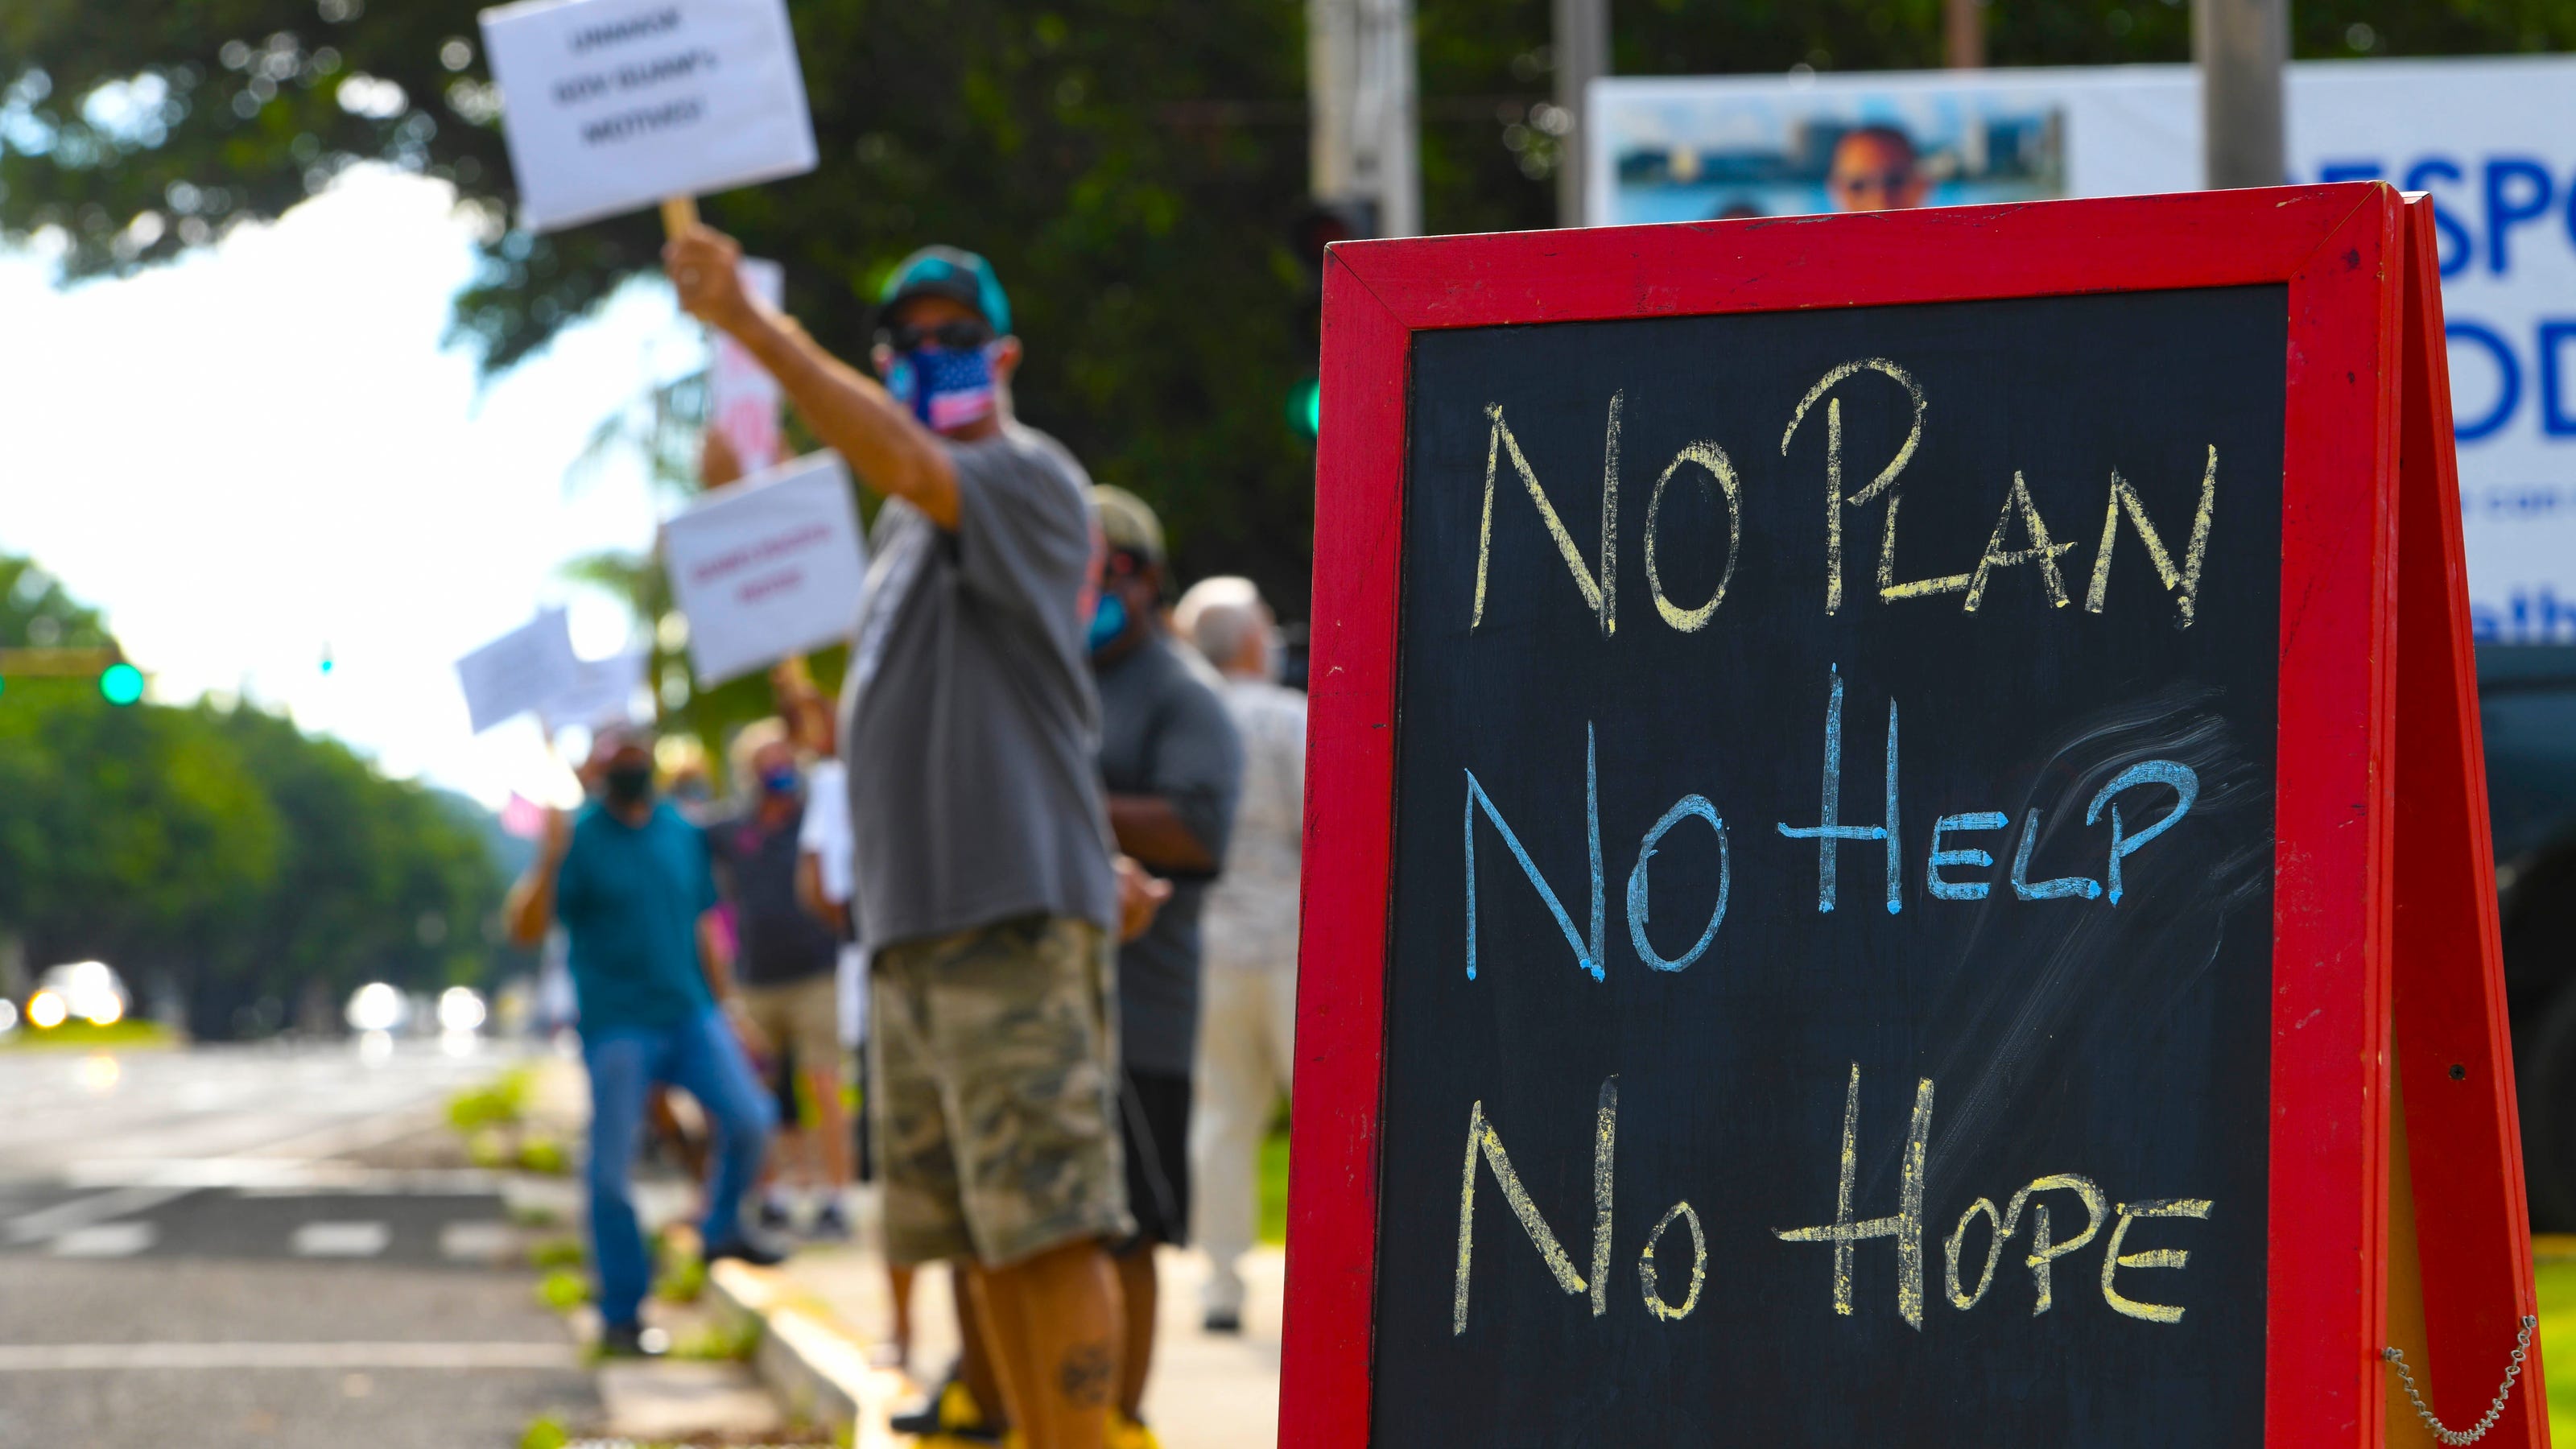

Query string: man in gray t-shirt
[670,230,1125,1449]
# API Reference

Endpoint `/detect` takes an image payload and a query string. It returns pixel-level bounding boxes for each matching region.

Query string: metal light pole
[1554,0,1609,225]
[1309,0,1420,237]
[2196,0,2288,188]
[1944,0,1984,70]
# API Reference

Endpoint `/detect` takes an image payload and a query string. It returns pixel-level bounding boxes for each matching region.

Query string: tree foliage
[0,553,517,1036]
[6,0,2569,613]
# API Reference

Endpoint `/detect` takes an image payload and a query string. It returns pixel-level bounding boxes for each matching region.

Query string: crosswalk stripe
[290,1220,391,1257]
[0,1342,576,1371]
[48,1222,155,1258]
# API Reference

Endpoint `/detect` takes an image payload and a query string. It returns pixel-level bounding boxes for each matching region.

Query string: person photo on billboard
[1829,124,1932,212]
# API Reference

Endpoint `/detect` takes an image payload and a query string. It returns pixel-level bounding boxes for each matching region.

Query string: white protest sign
[478,0,817,233]
[708,258,786,471]
[663,451,867,685]
[1591,55,2576,641]
[540,650,650,733]
[456,608,580,734]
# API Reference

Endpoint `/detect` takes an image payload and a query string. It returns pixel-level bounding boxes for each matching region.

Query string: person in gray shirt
[1086,485,1244,1437]
[668,229,1131,1449]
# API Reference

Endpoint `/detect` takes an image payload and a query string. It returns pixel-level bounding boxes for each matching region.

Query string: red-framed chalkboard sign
[1284,183,2542,1447]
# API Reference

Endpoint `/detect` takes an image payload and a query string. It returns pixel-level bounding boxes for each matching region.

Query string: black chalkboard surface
[1369,286,2286,1445]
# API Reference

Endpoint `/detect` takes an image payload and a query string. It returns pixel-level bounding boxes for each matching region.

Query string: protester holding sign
[665,227,1129,1449]
[504,726,782,1358]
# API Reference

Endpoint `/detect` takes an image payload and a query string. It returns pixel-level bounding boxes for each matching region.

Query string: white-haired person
[1170,575,1306,1334]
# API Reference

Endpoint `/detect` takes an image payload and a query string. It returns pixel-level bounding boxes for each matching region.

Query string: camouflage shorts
[869,913,1133,1268]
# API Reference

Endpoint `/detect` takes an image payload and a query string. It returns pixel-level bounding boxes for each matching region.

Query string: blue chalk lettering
[1463,724,1606,981]
[2484,158,2555,275]
[2084,761,2199,906]
[1927,812,2008,902]
[2447,320,2520,444]
[1626,796,1730,973]
[2402,158,2473,278]
[1777,666,1901,914]
[2008,809,2103,901]
[2541,322,2576,439]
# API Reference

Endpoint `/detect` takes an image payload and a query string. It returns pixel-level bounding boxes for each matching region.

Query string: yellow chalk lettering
[1944,1196,2006,1310]
[1472,396,1620,637]
[2083,447,2218,626]
[1963,471,2078,611]
[1772,1063,1934,1328]
[1453,1080,1618,1335]
[1642,443,1741,632]
[2005,1173,2107,1315]
[2099,1198,2211,1324]
[1638,1200,1707,1322]
[1782,360,1960,612]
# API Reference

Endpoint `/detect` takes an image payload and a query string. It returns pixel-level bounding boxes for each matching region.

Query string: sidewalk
[772,1212,1285,1448]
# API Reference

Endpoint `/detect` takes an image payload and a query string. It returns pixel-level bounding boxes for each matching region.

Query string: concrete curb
[708,1259,900,1445]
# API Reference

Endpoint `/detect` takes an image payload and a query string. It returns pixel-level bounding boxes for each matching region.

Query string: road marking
[48,1222,155,1258]
[0,1342,577,1371]
[439,1220,515,1262]
[5,1185,192,1245]
[291,1220,390,1257]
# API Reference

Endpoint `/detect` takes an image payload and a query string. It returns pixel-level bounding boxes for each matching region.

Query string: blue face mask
[1087,592,1129,655]
[884,345,998,432]
[758,766,800,797]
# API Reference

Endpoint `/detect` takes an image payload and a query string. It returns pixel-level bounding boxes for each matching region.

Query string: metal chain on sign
[2381,1314,2537,1446]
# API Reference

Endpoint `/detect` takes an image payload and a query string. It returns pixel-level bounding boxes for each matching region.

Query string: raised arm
[665,225,961,529]
[505,808,571,948]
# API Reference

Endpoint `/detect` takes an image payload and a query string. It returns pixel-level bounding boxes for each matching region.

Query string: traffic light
[1286,200,1376,445]
[98,662,143,705]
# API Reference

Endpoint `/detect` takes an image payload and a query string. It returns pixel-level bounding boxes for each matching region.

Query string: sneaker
[809,1201,852,1241]
[703,1232,788,1268]
[1201,1307,1243,1335]
[597,1321,668,1359]
[1110,1413,1162,1449]
[891,1378,995,1439]
[755,1194,795,1231]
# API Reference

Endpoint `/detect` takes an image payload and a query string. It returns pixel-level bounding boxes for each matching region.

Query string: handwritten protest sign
[455,608,579,734]
[539,650,649,733]
[663,451,865,685]
[708,258,786,471]
[477,0,816,233]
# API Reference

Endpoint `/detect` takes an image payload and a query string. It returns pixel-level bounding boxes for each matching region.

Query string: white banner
[1591,56,2576,641]
[708,258,786,472]
[478,0,818,233]
[539,649,649,733]
[663,450,867,685]
[455,608,580,734]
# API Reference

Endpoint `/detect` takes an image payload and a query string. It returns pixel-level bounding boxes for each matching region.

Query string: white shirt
[798,758,853,906]
[1202,675,1307,973]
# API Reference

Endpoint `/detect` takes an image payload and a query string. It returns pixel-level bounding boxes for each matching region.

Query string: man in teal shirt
[508,728,778,1356]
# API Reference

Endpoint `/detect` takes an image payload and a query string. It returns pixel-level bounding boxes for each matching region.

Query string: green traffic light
[98,663,144,706]
[1287,376,1322,439]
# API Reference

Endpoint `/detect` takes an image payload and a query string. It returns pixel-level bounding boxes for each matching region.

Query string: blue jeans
[581,1007,777,1327]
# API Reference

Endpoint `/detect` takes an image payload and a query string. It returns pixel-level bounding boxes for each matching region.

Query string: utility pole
[1944,0,1984,70]
[1553,0,1608,225]
[1309,0,1420,237]
[2196,0,2287,188]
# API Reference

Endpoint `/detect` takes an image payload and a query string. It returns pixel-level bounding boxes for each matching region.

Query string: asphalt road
[0,1038,597,1449]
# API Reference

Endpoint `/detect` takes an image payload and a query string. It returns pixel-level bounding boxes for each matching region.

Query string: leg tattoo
[1057,1340,1116,1408]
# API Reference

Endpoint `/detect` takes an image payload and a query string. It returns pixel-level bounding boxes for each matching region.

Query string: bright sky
[0,166,703,807]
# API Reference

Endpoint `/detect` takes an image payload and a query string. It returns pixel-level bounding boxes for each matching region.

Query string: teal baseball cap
[876,246,1012,336]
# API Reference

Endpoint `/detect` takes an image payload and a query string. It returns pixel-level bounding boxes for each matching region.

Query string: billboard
[1591,58,2576,642]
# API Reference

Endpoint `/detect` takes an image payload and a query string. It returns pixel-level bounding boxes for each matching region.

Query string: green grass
[1259,1128,1290,1246]
[534,1268,588,1313]
[448,1067,533,1133]
[2,1019,173,1051]
[2535,1259,2576,1441]
[526,1236,584,1270]
[654,1234,707,1305]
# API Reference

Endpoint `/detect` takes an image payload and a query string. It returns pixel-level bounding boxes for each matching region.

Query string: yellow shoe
[1109,1413,1162,1449]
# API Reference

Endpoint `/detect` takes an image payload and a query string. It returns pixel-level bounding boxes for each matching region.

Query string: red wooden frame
[1286,183,2407,1447]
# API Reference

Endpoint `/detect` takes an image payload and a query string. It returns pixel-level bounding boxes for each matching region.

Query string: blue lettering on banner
[2448,321,2521,444]
[2485,158,2557,276]
[2542,322,2576,438]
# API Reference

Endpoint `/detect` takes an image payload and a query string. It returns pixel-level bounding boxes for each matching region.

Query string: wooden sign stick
[661,196,700,237]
